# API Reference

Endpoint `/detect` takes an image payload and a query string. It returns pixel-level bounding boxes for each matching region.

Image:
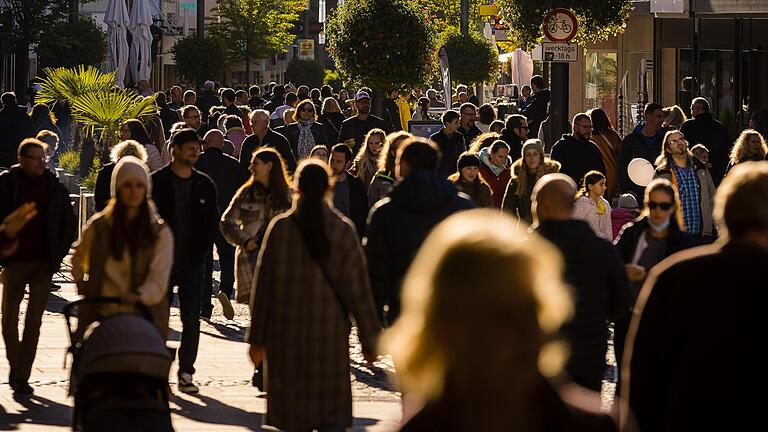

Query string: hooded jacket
[365,170,474,325]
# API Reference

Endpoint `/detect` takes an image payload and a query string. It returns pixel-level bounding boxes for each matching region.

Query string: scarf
[297,120,316,160]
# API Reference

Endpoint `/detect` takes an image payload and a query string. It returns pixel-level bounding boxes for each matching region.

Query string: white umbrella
[129,0,153,83]
[104,0,130,87]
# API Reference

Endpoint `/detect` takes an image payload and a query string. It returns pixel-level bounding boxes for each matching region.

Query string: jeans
[202,232,235,314]
[168,265,204,376]
[1,260,52,381]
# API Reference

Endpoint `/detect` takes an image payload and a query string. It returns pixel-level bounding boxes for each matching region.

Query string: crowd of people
[1,73,767,431]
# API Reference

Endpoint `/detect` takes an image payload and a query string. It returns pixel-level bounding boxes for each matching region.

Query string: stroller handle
[63,296,154,334]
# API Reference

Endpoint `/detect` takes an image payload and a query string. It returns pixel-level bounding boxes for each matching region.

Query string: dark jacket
[195,147,249,211]
[550,134,606,185]
[365,170,474,326]
[239,129,297,174]
[335,173,368,236]
[429,129,467,179]
[94,161,116,212]
[338,115,386,153]
[625,241,768,432]
[319,112,345,146]
[536,219,632,391]
[382,97,402,133]
[620,125,665,199]
[0,166,76,274]
[224,103,243,118]
[196,91,220,122]
[502,158,561,223]
[680,112,730,186]
[0,104,35,169]
[158,103,181,138]
[499,129,524,162]
[283,121,329,159]
[150,166,220,266]
[458,123,483,146]
[402,375,617,432]
[521,88,550,137]
[614,216,694,265]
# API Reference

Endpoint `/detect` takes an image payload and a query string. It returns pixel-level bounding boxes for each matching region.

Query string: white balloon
[628,158,655,187]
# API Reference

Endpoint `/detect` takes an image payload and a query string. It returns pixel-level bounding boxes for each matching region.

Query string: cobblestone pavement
[0,266,402,431]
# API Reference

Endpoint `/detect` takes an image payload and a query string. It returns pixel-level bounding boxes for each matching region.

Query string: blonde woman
[725,128,768,176]
[383,210,615,431]
[319,97,346,145]
[350,128,385,188]
[663,105,687,130]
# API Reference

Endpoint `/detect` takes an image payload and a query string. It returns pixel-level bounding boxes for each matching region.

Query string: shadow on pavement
[350,361,396,392]
[200,321,245,342]
[45,292,70,314]
[0,394,71,429]
[171,392,263,430]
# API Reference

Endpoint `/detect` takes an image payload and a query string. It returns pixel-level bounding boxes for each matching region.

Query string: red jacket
[478,148,512,208]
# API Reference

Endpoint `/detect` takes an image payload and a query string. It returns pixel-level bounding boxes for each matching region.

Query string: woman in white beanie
[71,156,174,338]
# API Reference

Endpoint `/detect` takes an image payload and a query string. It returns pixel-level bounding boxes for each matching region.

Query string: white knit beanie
[111,155,151,198]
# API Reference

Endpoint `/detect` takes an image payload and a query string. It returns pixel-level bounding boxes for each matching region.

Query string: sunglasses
[648,201,673,211]
[516,126,530,131]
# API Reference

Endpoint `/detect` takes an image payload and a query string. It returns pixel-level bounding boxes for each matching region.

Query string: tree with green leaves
[440,27,500,86]
[0,0,70,94]
[421,0,483,32]
[37,15,107,70]
[326,0,436,92]
[208,0,306,85]
[496,0,632,48]
[172,34,227,89]
[285,59,325,89]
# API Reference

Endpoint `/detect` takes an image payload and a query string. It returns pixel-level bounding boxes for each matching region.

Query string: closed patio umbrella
[129,0,153,84]
[105,0,130,87]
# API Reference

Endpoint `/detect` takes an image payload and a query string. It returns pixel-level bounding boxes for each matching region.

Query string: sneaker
[217,291,235,320]
[11,378,34,395]
[178,373,199,394]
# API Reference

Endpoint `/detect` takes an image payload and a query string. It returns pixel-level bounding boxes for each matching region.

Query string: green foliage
[1,0,69,44]
[208,0,305,76]
[37,66,158,148]
[285,59,325,89]
[172,34,227,88]
[326,0,437,91]
[58,150,80,175]
[78,156,101,191]
[36,15,107,69]
[496,0,632,48]
[439,28,500,85]
[421,0,483,32]
[324,69,344,91]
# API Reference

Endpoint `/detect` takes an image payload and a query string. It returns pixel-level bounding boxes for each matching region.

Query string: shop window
[585,52,618,128]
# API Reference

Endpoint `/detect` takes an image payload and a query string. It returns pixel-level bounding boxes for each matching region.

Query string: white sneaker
[217,291,235,320]
[178,373,199,394]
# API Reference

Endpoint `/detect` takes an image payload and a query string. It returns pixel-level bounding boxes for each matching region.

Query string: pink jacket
[611,208,639,240]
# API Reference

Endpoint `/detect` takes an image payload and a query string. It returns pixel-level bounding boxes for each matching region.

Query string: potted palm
[57,150,80,193]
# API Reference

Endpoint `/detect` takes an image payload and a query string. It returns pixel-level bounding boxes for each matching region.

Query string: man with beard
[550,113,606,185]
[151,129,219,393]
[498,114,529,162]
[181,105,210,139]
[338,91,386,153]
[329,144,368,236]
[457,102,482,145]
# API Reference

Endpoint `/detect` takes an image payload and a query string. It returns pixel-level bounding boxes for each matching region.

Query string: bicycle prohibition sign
[542,8,579,42]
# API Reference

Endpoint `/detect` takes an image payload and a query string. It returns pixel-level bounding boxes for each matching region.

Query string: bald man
[533,173,631,392]
[239,109,297,173]
[196,129,248,320]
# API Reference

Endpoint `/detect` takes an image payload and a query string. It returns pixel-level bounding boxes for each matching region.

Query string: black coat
[150,166,220,266]
[338,115,386,154]
[536,219,631,391]
[335,173,368,236]
[196,91,220,122]
[619,125,665,199]
[283,122,329,159]
[499,129,524,162]
[429,129,467,179]
[614,216,694,265]
[521,88,550,137]
[680,112,731,186]
[158,104,181,138]
[550,134,606,185]
[0,104,35,169]
[625,241,768,431]
[94,162,116,212]
[365,170,474,326]
[239,129,297,174]
[0,166,76,274]
[382,97,402,133]
[195,147,249,211]
[458,123,483,146]
[319,112,345,146]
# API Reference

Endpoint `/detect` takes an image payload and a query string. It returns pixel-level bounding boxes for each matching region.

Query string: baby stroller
[64,297,174,432]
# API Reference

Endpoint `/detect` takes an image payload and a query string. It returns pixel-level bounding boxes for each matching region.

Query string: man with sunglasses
[457,102,482,145]
[499,114,529,161]
[551,113,606,185]
[0,138,75,394]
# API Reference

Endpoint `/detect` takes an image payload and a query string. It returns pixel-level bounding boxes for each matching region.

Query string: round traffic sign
[542,8,578,42]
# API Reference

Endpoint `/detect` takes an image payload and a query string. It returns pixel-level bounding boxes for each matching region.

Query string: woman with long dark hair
[120,119,166,171]
[572,170,613,241]
[247,159,381,432]
[588,108,622,201]
[71,156,173,337]
[220,147,292,304]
